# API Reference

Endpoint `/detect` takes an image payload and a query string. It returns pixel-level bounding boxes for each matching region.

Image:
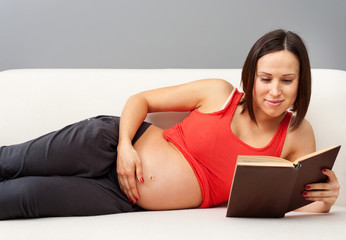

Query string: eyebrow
[257,71,297,77]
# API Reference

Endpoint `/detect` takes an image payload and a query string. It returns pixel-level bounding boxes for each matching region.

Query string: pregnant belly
[133,125,202,210]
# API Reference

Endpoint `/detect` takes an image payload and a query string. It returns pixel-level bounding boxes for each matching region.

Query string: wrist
[117,138,133,151]
[321,202,333,213]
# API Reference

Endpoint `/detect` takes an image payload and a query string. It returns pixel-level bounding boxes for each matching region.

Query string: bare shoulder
[283,117,316,161]
[197,78,234,112]
[196,78,233,93]
[136,78,234,113]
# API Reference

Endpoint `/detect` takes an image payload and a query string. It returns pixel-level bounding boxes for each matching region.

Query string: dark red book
[226,145,341,218]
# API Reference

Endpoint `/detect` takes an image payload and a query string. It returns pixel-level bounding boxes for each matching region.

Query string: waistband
[92,115,152,145]
[132,121,152,145]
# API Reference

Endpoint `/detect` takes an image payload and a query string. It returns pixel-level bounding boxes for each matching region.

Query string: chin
[264,109,287,118]
[258,105,285,117]
[254,103,288,119]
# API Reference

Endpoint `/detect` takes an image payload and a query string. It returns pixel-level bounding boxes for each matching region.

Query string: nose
[269,82,281,97]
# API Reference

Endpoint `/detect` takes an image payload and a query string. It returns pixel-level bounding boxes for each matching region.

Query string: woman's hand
[116,142,144,204]
[303,169,340,212]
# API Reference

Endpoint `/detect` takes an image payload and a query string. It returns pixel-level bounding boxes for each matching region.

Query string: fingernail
[132,200,136,205]
[139,177,144,183]
[322,169,327,173]
[305,186,311,190]
[302,192,308,196]
[135,197,139,201]
[128,198,132,202]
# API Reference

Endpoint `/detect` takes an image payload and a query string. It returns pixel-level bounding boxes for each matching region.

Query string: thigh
[0,116,120,180]
[0,175,142,219]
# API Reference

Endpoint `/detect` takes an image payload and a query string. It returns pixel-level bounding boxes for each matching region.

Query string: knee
[0,178,43,219]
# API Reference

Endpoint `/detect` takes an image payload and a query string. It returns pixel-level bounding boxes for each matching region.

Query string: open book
[226,145,341,218]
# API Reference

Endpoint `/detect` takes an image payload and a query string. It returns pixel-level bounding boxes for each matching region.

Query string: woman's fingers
[306,182,337,191]
[303,189,337,198]
[116,145,143,204]
[118,171,138,203]
[135,156,145,184]
[322,169,339,183]
[123,176,137,203]
[303,169,340,205]
[118,165,138,203]
[303,191,337,204]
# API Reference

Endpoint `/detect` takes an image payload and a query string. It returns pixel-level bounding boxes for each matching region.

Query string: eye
[261,78,271,82]
[282,79,293,84]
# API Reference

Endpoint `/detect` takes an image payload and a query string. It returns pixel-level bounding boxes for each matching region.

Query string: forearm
[119,94,149,146]
[294,201,332,213]
[117,94,148,203]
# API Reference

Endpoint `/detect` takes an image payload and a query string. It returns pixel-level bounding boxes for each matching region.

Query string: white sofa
[0,69,345,240]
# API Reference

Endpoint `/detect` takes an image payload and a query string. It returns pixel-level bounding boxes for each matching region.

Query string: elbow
[127,93,150,113]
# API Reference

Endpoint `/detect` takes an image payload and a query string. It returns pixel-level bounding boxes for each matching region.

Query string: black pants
[0,116,151,220]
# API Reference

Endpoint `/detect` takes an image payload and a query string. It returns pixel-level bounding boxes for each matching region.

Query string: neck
[250,106,286,131]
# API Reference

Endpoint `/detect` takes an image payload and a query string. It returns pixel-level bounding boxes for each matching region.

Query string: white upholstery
[0,69,345,239]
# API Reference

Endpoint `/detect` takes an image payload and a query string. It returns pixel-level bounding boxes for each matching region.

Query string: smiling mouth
[265,100,284,107]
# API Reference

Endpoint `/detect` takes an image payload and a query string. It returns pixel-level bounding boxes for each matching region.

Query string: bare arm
[116,79,233,203]
[286,119,340,213]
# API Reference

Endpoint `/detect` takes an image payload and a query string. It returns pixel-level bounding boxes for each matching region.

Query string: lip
[265,99,284,107]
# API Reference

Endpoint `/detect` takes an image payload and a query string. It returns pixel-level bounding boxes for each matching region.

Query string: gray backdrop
[1,0,345,71]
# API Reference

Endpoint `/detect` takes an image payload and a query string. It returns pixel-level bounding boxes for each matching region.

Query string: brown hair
[241,29,311,130]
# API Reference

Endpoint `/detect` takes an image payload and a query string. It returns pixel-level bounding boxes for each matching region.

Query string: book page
[237,155,293,167]
[293,145,340,164]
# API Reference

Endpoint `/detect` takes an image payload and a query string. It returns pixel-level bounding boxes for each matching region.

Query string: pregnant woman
[0,29,339,219]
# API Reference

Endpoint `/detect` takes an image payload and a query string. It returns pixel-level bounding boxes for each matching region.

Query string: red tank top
[163,89,292,208]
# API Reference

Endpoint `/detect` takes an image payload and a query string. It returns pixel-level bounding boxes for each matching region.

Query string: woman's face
[253,50,299,119]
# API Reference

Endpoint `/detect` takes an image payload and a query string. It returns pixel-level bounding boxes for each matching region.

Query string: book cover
[226,145,341,218]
